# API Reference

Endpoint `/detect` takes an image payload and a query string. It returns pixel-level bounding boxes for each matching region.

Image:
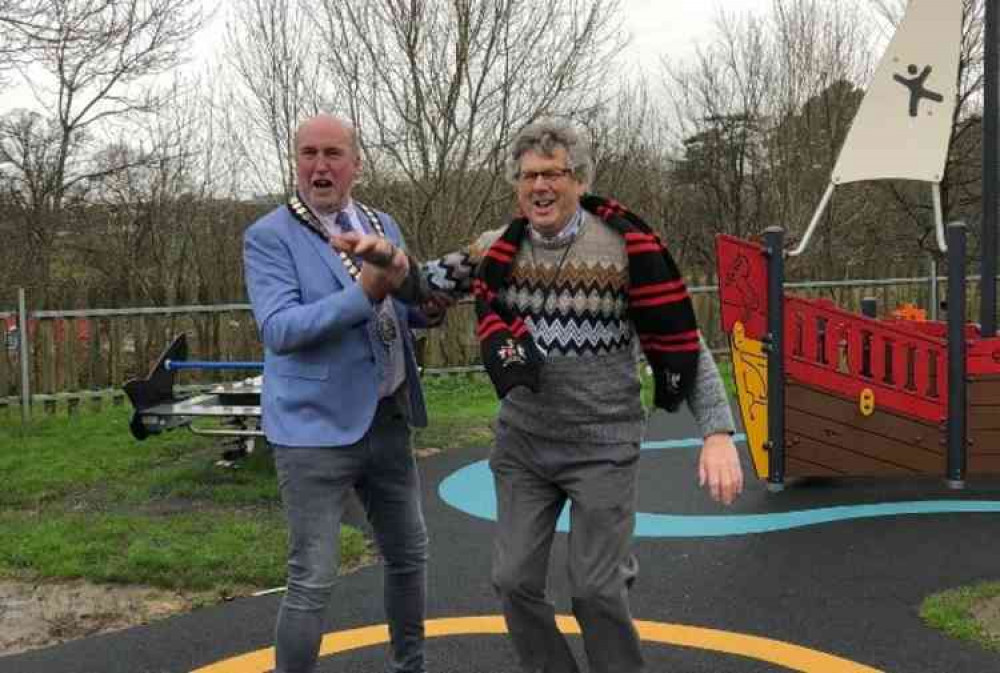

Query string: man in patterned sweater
[340,118,742,673]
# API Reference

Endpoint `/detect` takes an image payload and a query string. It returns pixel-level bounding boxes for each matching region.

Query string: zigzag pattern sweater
[425,211,734,444]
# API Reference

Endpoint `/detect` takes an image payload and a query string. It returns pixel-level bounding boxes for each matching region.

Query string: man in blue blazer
[244,114,430,673]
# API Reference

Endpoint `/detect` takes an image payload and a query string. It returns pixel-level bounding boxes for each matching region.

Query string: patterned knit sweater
[425,211,735,444]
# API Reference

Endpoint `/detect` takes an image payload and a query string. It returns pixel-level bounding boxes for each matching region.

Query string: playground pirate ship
[716,0,1000,488]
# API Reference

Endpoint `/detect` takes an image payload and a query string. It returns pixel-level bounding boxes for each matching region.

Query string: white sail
[832,0,962,185]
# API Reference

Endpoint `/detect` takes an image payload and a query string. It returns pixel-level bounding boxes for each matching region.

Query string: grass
[415,373,499,450]
[921,582,1000,652]
[0,407,203,508]
[0,404,363,596]
[0,360,734,596]
[0,511,293,593]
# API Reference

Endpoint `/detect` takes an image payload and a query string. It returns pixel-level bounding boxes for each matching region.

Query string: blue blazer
[243,204,428,447]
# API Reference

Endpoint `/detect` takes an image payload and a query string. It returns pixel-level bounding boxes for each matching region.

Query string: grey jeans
[272,398,428,673]
[489,420,644,673]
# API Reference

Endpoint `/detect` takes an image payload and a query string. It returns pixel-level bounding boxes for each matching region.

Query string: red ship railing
[784,296,948,423]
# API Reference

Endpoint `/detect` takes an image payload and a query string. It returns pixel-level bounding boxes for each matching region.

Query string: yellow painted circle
[859,388,876,416]
[191,615,884,673]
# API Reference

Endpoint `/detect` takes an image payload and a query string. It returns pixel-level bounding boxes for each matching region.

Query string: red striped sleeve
[477,314,506,339]
[478,323,508,342]
[510,318,529,338]
[629,280,686,298]
[626,242,663,255]
[640,342,701,353]
[491,240,518,254]
[485,248,515,264]
[623,231,658,243]
[639,330,700,345]
[630,291,690,308]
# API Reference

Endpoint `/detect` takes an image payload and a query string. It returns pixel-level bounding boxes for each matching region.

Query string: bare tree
[586,75,670,201]
[0,1,43,70]
[582,76,690,258]
[0,110,69,297]
[662,0,885,277]
[765,0,882,277]
[0,0,202,301]
[66,73,263,308]
[222,0,324,200]
[14,0,203,207]
[662,8,776,259]
[310,0,624,257]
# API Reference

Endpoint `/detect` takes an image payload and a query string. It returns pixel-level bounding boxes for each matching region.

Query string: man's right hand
[333,232,411,302]
[332,232,395,267]
[358,247,410,302]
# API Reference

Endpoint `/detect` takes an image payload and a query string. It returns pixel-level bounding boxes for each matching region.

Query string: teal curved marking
[438,436,1000,537]
[640,434,746,451]
[635,500,1000,537]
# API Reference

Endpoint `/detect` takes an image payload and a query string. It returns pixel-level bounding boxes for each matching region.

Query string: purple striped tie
[335,210,353,233]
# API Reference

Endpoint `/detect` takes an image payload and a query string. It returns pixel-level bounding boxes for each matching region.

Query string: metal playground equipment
[123,333,263,459]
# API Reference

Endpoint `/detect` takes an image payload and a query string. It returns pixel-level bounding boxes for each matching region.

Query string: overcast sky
[1,0,778,112]
[622,0,775,70]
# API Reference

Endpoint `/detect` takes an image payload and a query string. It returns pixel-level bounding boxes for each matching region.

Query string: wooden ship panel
[785,381,943,477]
[968,374,1000,474]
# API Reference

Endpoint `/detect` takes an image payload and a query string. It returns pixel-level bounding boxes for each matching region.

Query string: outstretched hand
[331,231,398,267]
[332,232,410,302]
[698,433,744,505]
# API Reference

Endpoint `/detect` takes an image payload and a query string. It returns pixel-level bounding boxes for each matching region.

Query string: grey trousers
[272,398,428,673]
[489,420,644,673]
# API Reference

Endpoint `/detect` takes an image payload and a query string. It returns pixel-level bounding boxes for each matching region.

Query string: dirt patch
[0,449,425,657]
[971,594,1000,643]
[0,580,204,656]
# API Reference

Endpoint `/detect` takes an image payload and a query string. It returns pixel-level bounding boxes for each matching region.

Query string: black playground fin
[123,334,187,440]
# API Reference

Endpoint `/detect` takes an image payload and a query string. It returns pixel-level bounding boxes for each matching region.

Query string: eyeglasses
[516,168,574,185]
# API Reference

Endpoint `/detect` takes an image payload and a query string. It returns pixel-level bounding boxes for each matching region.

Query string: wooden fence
[0,272,958,418]
[0,305,260,417]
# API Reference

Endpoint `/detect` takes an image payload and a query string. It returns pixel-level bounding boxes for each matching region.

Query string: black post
[764,227,786,491]
[861,297,877,318]
[947,222,968,489]
[981,0,999,335]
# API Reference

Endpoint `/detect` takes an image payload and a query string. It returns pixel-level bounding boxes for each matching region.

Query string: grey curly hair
[505,117,594,188]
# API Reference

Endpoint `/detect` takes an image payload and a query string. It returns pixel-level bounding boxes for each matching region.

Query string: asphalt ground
[4,404,1000,673]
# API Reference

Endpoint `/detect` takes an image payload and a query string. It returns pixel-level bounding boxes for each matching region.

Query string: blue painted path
[438,435,1000,537]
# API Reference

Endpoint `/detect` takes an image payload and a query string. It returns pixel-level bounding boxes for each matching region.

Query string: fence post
[18,288,30,424]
